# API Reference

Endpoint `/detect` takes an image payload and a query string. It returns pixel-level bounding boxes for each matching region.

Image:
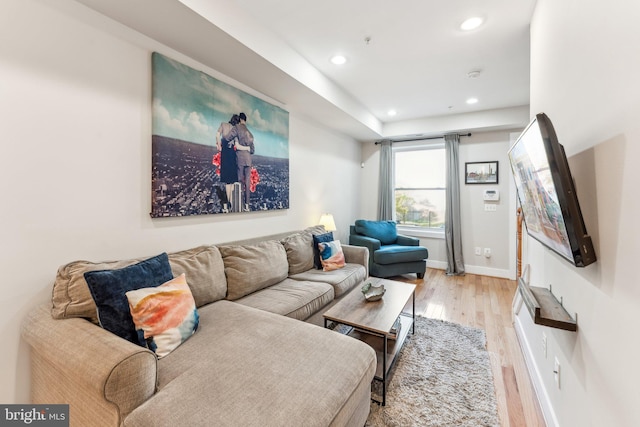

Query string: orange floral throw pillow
[126,273,199,358]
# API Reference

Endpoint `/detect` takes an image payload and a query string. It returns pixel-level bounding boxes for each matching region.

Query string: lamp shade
[318,213,337,232]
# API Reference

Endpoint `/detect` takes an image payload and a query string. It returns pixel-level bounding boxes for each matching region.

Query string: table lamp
[318,213,337,232]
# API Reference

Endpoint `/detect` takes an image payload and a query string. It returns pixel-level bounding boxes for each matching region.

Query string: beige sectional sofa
[22,226,376,427]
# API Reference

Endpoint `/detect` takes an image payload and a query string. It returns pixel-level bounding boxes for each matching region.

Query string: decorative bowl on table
[361,282,386,302]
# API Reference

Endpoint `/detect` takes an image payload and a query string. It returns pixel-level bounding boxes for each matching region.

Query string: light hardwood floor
[394,269,546,427]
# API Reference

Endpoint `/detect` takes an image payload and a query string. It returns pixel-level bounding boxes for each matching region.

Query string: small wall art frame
[464,161,499,184]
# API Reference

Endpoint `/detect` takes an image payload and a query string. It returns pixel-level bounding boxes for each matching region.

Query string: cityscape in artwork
[151,136,289,217]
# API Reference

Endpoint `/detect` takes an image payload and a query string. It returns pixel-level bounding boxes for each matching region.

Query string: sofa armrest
[396,234,420,246]
[342,244,369,277]
[22,304,157,423]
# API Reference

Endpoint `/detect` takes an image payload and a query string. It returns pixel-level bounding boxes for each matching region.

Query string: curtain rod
[374,133,472,144]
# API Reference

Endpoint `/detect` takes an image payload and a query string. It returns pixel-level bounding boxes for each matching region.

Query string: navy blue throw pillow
[84,253,173,346]
[312,232,334,269]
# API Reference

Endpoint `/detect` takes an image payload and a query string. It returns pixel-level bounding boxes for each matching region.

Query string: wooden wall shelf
[518,278,577,332]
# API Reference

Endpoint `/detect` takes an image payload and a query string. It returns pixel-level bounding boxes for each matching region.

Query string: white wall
[459,131,517,278]
[359,130,518,278]
[515,1,640,426]
[0,0,361,403]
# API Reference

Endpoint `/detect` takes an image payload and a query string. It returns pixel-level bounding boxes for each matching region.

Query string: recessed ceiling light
[330,55,347,65]
[460,17,484,31]
[387,109,397,117]
[466,97,479,105]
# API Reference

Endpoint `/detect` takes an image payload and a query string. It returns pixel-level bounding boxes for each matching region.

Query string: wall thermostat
[483,189,500,201]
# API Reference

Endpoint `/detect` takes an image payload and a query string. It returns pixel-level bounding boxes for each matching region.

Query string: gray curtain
[377,140,393,220]
[444,134,465,275]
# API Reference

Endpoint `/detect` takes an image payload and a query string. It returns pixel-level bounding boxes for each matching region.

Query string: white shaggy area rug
[365,316,499,427]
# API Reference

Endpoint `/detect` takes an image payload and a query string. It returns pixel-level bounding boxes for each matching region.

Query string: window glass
[394,145,446,230]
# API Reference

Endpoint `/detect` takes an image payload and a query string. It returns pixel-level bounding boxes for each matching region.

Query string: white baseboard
[426,260,448,270]
[426,260,513,279]
[465,264,513,279]
[513,314,559,427]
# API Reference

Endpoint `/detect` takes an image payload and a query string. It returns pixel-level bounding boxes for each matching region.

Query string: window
[393,142,446,235]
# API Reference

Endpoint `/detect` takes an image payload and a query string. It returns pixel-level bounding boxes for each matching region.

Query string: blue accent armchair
[349,220,428,279]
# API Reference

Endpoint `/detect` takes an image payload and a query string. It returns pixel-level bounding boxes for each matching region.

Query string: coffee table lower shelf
[322,278,416,406]
[338,313,414,405]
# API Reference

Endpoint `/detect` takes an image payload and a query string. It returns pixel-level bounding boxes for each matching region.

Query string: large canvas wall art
[150,52,289,217]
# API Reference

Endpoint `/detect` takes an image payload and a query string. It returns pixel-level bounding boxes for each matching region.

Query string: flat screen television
[508,113,596,267]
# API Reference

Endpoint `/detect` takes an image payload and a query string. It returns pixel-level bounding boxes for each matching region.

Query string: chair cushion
[354,220,398,245]
[373,244,429,265]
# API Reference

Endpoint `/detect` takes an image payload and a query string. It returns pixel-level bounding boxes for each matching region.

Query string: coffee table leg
[412,290,416,334]
[382,335,387,406]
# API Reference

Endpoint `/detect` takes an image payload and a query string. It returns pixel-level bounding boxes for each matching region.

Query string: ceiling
[229,0,536,123]
[72,0,537,140]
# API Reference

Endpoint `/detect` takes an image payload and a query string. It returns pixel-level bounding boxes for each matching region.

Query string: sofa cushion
[373,244,429,265]
[219,240,289,301]
[355,219,398,245]
[234,278,334,320]
[222,225,325,247]
[126,273,199,358]
[312,231,333,269]
[281,232,314,275]
[289,263,367,298]
[166,245,227,308]
[84,253,174,346]
[52,245,227,323]
[318,240,346,271]
[130,301,376,427]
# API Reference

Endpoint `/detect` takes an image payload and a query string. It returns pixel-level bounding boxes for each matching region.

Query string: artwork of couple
[150,52,290,218]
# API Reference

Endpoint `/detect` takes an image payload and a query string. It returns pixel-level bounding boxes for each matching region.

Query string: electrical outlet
[484,248,491,258]
[554,357,561,389]
[542,332,547,358]
[475,247,481,256]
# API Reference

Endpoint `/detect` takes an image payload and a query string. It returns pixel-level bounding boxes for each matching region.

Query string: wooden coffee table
[323,277,416,406]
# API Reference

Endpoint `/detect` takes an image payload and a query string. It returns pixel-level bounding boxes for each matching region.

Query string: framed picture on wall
[465,161,499,184]
[150,52,290,218]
